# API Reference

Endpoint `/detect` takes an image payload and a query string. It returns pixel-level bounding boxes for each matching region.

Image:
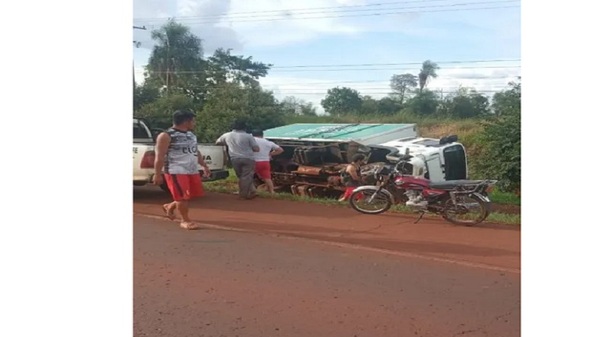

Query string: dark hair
[351,153,366,163]
[173,110,196,125]
[251,129,264,137]
[231,119,247,131]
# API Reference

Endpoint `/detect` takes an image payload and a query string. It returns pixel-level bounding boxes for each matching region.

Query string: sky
[133,0,521,114]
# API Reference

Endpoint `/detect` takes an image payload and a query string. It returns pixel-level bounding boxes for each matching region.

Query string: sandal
[180,222,200,230]
[162,204,176,220]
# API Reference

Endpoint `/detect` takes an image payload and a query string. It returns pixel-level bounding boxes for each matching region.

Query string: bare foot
[162,204,176,220]
[180,222,200,230]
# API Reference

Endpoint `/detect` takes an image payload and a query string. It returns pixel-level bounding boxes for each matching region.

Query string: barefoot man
[153,110,210,230]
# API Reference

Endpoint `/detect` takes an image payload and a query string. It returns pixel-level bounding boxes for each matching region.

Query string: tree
[136,94,197,129]
[390,73,418,105]
[134,83,160,111]
[377,97,402,115]
[145,19,205,97]
[360,95,379,115]
[280,96,317,116]
[405,90,439,115]
[437,87,491,118]
[321,87,363,116]
[206,48,272,87]
[472,80,521,192]
[197,83,284,142]
[492,79,521,116]
[418,60,440,92]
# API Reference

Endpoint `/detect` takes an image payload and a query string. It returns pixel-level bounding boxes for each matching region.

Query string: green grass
[489,190,521,205]
[204,171,520,225]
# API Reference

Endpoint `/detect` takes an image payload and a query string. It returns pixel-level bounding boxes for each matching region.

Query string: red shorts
[255,161,271,180]
[164,174,204,201]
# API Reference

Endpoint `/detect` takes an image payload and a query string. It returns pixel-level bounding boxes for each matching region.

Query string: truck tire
[160,182,172,195]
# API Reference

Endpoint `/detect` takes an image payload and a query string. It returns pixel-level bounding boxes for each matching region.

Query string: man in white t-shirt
[251,129,284,193]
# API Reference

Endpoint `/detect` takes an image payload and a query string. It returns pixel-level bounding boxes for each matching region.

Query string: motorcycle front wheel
[348,187,393,215]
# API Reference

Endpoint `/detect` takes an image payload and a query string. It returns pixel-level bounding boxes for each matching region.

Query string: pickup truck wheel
[159,182,172,195]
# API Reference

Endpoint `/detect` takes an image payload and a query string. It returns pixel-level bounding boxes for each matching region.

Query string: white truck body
[379,137,468,182]
[133,118,229,189]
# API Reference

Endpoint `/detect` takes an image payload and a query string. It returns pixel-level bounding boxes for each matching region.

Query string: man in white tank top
[153,110,211,230]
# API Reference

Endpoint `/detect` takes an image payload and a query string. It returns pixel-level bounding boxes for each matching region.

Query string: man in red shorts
[153,110,211,230]
[252,129,283,194]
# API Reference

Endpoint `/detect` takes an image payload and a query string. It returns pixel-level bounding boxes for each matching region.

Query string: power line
[266,90,505,95]
[271,59,520,69]
[141,65,520,74]
[272,66,521,72]
[261,77,515,85]
[134,3,520,25]
[135,0,515,22]
[134,0,455,20]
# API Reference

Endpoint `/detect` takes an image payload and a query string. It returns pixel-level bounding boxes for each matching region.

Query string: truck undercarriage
[254,140,400,199]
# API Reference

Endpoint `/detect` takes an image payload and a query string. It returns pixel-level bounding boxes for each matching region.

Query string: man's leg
[231,158,244,196]
[162,174,178,220]
[175,200,194,224]
[255,161,275,194]
[239,158,257,199]
[164,174,199,230]
[163,201,176,220]
[264,179,275,194]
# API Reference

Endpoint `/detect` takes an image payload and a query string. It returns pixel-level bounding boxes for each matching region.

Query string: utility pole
[133,26,147,87]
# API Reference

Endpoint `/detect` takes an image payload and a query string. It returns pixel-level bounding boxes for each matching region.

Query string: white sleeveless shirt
[163,128,199,174]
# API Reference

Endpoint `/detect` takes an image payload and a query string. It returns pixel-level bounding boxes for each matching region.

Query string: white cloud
[133,1,521,112]
[133,0,377,52]
[218,0,365,48]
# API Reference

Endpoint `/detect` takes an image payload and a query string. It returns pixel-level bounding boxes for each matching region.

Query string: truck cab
[379,135,468,182]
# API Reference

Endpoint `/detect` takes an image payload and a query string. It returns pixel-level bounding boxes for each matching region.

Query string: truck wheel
[160,182,172,195]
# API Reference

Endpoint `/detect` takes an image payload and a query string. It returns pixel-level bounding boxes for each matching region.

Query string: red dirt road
[134,214,520,337]
[134,186,520,336]
[134,186,520,273]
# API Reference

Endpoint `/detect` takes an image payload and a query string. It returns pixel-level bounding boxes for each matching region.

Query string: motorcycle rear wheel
[349,187,393,215]
[441,195,490,226]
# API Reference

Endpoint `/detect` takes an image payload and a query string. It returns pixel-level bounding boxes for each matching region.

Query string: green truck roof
[263,123,415,142]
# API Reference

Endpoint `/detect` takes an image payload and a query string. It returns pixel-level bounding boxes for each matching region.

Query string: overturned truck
[254,123,469,200]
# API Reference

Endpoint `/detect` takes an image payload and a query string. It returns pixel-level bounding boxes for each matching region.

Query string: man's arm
[249,135,260,152]
[197,149,211,177]
[154,132,170,176]
[269,142,284,156]
[215,133,227,145]
[347,165,360,181]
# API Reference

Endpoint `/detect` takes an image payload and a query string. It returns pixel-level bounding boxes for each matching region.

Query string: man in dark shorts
[216,120,260,199]
[153,110,211,230]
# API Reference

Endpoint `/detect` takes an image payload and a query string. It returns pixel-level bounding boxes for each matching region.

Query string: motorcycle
[348,153,497,226]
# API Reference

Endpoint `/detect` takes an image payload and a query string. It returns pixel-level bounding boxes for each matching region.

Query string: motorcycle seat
[429,180,487,190]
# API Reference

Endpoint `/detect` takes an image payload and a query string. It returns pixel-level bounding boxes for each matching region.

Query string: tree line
[133,20,520,192]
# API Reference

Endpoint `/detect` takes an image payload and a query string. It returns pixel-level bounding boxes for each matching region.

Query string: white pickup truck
[133,118,229,193]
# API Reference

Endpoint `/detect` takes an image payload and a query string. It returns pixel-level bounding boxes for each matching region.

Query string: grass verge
[204,175,521,225]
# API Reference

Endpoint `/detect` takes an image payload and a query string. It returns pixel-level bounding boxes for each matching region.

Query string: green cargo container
[263,123,417,145]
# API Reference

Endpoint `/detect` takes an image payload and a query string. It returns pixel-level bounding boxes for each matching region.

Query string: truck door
[442,144,468,180]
